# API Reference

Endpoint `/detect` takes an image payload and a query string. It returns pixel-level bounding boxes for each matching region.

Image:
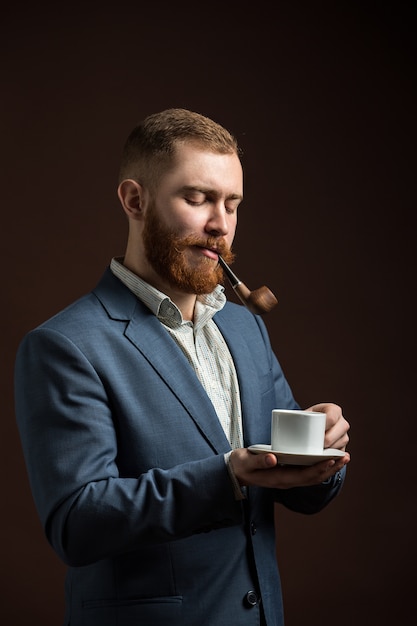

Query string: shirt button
[250,522,257,535]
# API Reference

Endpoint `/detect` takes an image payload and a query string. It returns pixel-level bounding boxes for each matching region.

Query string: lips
[186,237,232,264]
[196,246,219,261]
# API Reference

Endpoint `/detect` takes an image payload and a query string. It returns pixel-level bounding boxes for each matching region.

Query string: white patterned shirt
[110,258,245,498]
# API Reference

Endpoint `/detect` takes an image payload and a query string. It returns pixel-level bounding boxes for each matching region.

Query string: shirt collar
[110,257,226,328]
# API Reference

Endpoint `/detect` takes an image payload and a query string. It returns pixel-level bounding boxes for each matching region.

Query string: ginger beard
[142,203,235,295]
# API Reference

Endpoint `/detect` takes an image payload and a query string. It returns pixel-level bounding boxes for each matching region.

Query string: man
[15,108,350,625]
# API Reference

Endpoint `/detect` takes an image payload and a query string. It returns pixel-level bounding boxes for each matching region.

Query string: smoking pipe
[218,255,278,315]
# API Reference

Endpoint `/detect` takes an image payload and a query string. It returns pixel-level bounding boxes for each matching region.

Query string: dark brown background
[2,2,415,624]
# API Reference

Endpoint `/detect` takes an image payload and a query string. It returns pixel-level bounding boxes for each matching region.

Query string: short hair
[118,108,242,188]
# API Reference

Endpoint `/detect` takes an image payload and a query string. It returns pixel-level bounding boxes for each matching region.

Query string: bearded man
[15,108,350,626]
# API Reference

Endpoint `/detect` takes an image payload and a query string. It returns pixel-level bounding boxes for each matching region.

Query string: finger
[325,418,350,449]
[248,450,278,469]
[293,460,342,486]
[307,402,341,418]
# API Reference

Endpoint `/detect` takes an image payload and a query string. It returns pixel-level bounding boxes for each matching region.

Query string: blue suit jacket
[15,268,345,625]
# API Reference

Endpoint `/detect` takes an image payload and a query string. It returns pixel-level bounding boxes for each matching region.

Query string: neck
[172,293,197,322]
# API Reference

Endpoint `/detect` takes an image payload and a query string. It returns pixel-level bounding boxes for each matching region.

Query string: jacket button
[244,590,259,607]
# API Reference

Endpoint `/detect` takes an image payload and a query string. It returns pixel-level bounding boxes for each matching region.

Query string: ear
[117,179,148,220]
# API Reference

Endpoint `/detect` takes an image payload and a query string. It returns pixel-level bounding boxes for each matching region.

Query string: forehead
[163,142,243,195]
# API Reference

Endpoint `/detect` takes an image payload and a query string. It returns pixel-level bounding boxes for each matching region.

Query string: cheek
[226,233,235,248]
[159,201,198,233]
[175,212,206,236]
[227,218,237,242]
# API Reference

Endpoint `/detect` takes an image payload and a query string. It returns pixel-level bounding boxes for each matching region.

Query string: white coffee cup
[271,409,326,454]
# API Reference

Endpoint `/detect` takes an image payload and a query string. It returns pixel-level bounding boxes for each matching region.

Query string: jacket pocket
[82,595,183,625]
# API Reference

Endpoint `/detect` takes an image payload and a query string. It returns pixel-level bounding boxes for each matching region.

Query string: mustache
[173,235,235,263]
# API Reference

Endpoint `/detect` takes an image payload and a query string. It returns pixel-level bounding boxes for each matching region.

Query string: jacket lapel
[94,269,231,453]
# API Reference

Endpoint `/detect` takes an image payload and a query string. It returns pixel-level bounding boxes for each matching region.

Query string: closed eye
[225,200,241,215]
[182,186,242,212]
[184,189,207,206]
[185,197,205,206]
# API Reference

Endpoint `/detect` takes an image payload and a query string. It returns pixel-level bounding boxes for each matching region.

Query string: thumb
[263,453,277,468]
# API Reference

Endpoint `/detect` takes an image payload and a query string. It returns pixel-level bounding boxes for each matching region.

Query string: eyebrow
[181,185,243,201]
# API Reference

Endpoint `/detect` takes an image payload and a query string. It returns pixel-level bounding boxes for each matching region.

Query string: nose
[205,203,229,237]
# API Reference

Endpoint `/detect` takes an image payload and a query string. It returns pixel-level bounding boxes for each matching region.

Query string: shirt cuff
[224,451,247,500]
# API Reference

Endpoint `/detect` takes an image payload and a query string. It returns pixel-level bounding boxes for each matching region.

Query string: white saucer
[248,444,345,466]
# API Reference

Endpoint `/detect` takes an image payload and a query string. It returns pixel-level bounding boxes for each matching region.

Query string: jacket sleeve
[14,327,243,567]
[255,313,347,513]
